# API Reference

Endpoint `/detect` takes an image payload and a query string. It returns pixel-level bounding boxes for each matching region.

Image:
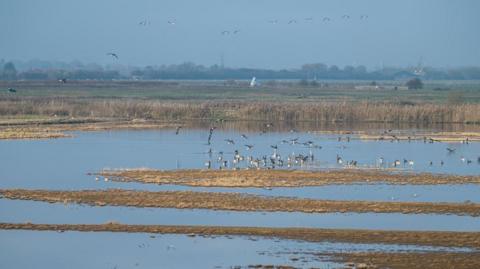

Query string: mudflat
[99,169,480,187]
[1,189,479,216]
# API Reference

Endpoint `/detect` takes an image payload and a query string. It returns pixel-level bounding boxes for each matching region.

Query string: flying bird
[342,15,350,19]
[107,52,118,59]
[167,20,176,25]
[139,20,150,26]
[268,19,278,24]
[221,30,230,35]
[323,17,331,22]
[288,19,297,24]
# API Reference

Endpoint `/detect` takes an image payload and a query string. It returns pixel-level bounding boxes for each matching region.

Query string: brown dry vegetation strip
[358,133,480,142]
[0,129,70,139]
[1,189,479,216]
[331,252,480,269]
[99,169,480,187]
[1,222,479,249]
[0,119,180,139]
[1,99,480,124]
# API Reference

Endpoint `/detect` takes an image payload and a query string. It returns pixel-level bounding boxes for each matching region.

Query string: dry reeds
[1,98,479,124]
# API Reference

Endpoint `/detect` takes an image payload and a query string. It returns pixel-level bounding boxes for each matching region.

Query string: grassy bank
[1,98,479,124]
[1,80,479,125]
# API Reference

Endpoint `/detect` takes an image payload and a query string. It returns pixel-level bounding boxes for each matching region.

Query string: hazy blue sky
[1,0,479,69]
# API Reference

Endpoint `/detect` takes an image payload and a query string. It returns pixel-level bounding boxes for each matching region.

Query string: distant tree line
[2,60,480,81]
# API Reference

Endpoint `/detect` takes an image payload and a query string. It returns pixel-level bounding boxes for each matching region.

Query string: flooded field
[1,126,479,268]
[3,230,472,269]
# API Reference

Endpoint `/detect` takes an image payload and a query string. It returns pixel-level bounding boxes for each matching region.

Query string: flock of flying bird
[105,14,370,60]
[174,125,480,171]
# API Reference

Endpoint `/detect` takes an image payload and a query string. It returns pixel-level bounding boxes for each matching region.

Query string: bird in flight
[221,30,230,35]
[107,52,118,59]
[139,20,150,26]
[167,20,176,25]
[323,17,331,22]
[288,19,297,24]
[268,19,278,24]
[360,15,369,20]
[233,30,240,34]
[342,15,350,19]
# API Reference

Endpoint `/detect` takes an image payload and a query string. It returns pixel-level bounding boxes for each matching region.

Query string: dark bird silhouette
[175,126,182,135]
[107,52,118,59]
[7,88,16,93]
[58,78,67,83]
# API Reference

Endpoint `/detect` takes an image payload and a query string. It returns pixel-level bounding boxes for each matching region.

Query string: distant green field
[1,80,479,103]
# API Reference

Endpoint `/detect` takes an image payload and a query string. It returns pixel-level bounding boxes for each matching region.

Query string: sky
[1,0,479,69]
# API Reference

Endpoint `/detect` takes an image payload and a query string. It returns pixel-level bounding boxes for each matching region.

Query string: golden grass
[1,99,480,124]
[0,128,70,140]
[99,169,480,187]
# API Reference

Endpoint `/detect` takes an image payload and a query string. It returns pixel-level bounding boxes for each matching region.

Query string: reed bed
[1,98,479,124]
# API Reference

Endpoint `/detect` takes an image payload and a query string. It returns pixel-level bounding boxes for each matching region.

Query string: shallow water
[0,230,470,269]
[1,199,479,232]
[101,182,480,203]
[0,129,478,189]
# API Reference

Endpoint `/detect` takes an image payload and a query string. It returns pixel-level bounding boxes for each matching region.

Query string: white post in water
[250,77,256,87]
